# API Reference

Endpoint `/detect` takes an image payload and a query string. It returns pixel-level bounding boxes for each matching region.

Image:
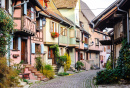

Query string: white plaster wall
[116,44,122,59]
[44,18,58,44]
[74,0,80,26]
[43,46,52,65]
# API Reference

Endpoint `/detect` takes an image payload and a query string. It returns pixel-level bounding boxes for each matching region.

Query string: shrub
[35,57,42,71]
[57,56,67,66]
[106,60,112,70]
[64,53,71,72]
[41,64,55,79]
[58,72,69,76]
[76,61,84,71]
[96,69,119,84]
[0,57,19,87]
[23,79,28,84]
[14,60,25,74]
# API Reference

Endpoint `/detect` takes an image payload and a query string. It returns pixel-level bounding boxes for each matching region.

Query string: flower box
[13,54,19,58]
[51,32,59,38]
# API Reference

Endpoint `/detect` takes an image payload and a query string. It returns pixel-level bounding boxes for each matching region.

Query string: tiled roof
[53,0,78,8]
[44,0,74,26]
[80,0,95,23]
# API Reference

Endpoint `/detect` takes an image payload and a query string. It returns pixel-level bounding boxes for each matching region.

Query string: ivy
[0,8,15,56]
[50,44,67,66]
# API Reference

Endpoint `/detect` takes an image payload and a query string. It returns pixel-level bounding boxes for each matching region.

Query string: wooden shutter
[31,43,35,53]
[41,44,44,54]
[104,47,106,52]
[31,7,34,19]
[55,23,57,32]
[50,21,53,32]
[5,0,9,12]
[18,37,21,50]
[10,36,13,50]
[24,3,27,15]
[85,37,88,44]
[1,0,5,8]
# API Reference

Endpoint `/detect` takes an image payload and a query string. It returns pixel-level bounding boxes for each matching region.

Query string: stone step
[24,64,47,81]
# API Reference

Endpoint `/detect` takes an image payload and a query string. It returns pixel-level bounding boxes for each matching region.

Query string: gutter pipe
[117,8,129,44]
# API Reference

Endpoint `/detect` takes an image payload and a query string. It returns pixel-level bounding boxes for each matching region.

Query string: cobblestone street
[30,70,99,88]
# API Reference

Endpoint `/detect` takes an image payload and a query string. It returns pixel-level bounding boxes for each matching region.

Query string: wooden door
[80,53,83,60]
[21,39,26,63]
[48,47,55,64]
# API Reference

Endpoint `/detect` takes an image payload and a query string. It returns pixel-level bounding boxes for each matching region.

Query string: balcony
[84,43,88,49]
[22,16,36,36]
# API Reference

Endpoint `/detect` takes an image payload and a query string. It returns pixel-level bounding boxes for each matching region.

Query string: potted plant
[51,32,59,38]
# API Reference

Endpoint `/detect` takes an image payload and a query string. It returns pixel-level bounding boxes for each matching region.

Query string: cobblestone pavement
[30,70,99,88]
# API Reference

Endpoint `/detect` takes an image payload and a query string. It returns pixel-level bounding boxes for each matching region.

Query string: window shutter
[18,37,21,50]
[50,21,53,32]
[1,0,5,8]
[24,3,27,15]
[31,7,34,19]
[31,43,35,53]
[40,18,42,29]
[55,23,57,32]
[41,44,44,54]
[10,36,13,50]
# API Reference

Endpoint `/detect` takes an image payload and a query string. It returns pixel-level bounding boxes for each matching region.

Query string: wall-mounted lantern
[42,17,46,27]
[89,41,94,46]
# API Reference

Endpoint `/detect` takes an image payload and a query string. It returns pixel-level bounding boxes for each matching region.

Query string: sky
[82,0,116,16]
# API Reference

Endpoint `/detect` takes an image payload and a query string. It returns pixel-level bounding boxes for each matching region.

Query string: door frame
[21,39,28,63]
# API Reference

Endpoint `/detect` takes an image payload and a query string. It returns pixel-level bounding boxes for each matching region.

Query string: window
[85,37,88,44]
[107,46,110,49]
[13,37,18,50]
[80,53,83,60]
[35,44,41,53]
[95,38,99,46]
[27,5,35,20]
[96,53,98,59]
[76,29,80,38]
[60,27,67,36]
[55,23,57,32]
[50,21,58,33]
[89,53,91,59]
[104,47,106,52]
[48,47,53,59]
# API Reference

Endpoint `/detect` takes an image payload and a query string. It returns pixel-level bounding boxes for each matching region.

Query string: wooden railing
[22,16,36,35]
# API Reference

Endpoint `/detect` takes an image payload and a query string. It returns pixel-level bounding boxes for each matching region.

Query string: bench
[19,73,30,79]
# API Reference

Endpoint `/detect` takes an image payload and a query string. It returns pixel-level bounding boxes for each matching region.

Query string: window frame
[95,38,99,46]
[35,44,41,53]
[13,37,18,50]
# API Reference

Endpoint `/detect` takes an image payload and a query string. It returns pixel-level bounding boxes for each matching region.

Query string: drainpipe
[12,0,29,17]
[30,36,31,65]
[117,8,129,44]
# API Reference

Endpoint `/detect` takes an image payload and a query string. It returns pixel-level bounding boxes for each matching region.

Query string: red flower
[51,32,59,38]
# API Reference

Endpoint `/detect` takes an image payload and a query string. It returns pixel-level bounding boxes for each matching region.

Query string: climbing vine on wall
[0,8,15,56]
[50,44,67,66]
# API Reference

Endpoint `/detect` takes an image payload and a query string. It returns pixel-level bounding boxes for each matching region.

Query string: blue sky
[82,0,116,16]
